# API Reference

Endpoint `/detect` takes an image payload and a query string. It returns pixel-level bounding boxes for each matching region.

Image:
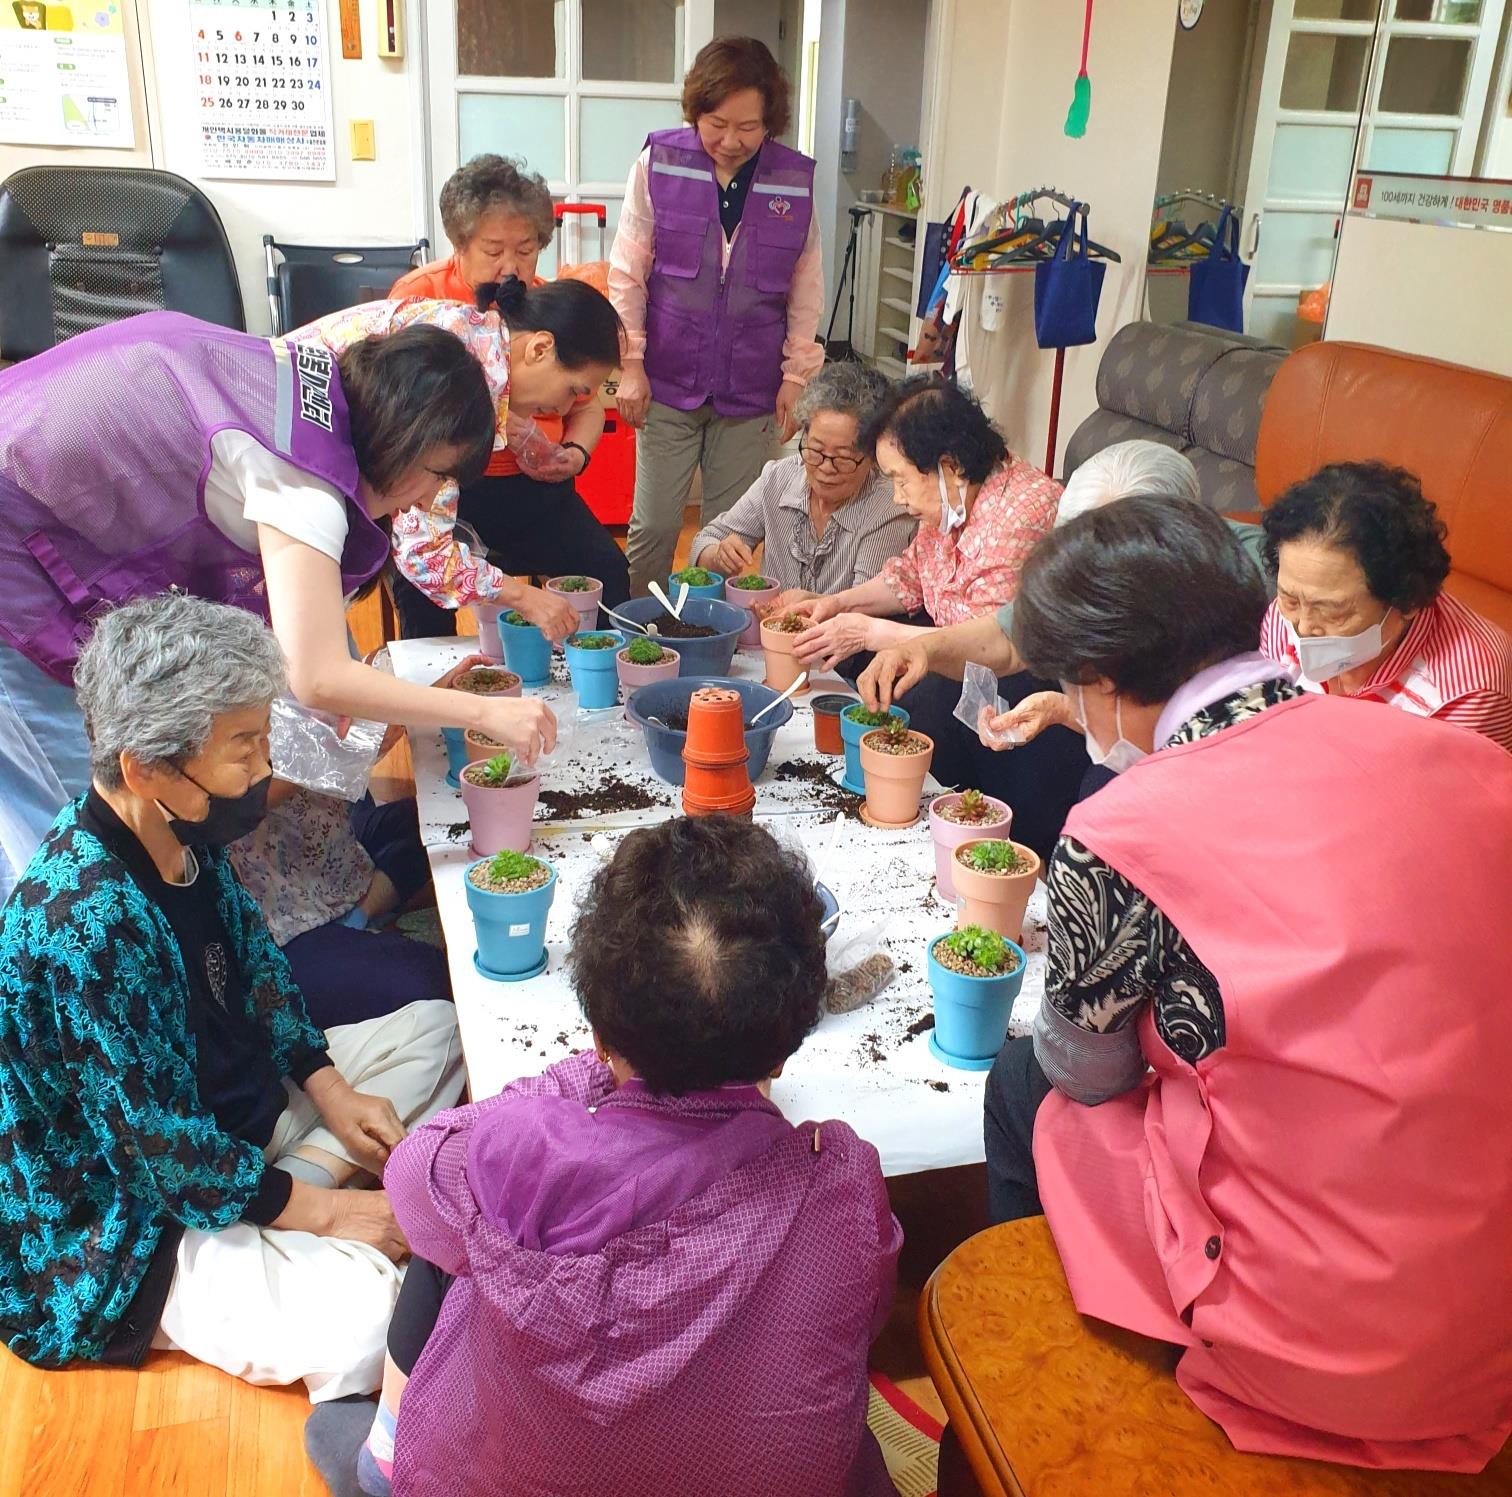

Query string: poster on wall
[1350,171,1512,232]
[0,0,136,149]
[189,0,335,180]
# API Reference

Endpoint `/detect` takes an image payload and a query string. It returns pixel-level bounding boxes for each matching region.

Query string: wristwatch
[562,441,592,473]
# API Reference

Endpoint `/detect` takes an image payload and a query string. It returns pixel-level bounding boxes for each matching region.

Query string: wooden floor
[0,509,981,1495]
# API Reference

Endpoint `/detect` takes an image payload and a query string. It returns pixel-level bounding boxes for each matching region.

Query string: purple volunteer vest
[642,127,815,420]
[0,310,389,684]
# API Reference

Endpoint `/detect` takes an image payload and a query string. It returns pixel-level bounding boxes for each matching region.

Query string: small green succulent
[730,574,774,591]
[965,839,1028,874]
[624,636,669,665]
[502,610,531,627]
[472,753,514,787]
[941,925,1017,974]
[570,633,619,650]
[880,716,912,747]
[486,849,541,882]
[552,575,592,592]
[844,704,898,728]
[670,566,717,586]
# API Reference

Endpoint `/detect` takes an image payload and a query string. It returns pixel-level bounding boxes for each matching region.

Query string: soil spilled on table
[538,772,667,820]
[927,1080,950,1093]
[771,758,863,819]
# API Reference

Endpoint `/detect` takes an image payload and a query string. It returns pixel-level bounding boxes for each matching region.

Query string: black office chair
[0,165,244,363]
[263,237,431,334]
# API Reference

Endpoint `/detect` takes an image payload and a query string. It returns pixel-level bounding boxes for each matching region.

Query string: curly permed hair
[566,817,827,1095]
[859,375,1010,485]
[1261,461,1450,615]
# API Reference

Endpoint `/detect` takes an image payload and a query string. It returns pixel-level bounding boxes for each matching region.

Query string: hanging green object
[1064,0,1094,139]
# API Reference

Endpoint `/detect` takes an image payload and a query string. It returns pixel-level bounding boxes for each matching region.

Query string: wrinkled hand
[616,364,651,429]
[512,584,580,644]
[774,382,800,442]
[710,534,755,578]
[859,641,930,712]
[762,587,816,619]
[981,690,1076,750]
[794,611,872,671]
[324,1188,409,1264]
[312,1077,406,1175]
[478,696,557,764]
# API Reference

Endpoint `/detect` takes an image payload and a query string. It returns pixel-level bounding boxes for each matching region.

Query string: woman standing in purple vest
[610,36,826,596]
[0,313,556,902]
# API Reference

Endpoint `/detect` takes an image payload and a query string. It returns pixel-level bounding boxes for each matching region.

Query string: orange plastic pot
[760,620,807,693]
[682,686,749,768]
[952,838,1042,942]
[858,729,934,828]
[682,774,756,818]
[811,693,855,755]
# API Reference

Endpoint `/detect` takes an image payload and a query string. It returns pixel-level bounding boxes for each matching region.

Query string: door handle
[1247,212,1262,259]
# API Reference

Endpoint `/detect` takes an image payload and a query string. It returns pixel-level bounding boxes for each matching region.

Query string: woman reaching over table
[985,495,1512,1472]
[293,274,625,644]
[304,816,901,1497]
[0,313,555,902]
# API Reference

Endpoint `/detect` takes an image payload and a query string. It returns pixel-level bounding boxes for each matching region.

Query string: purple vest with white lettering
[642,127,815,419]
[0,311,389,684]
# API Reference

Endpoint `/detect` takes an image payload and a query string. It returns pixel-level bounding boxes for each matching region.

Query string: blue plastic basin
[613,596,747,677]
[625,676,793,786]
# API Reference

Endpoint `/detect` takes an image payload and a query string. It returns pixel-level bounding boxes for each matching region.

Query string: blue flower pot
[613,596,748,677]
[465,858,557,982]
[498,616,552,687]
[625,676,793,787]
[441,727,470,788]
[564,631,625,709]
[839,703,909,795]
[668,570,726,602]
[926,933,1026,1071]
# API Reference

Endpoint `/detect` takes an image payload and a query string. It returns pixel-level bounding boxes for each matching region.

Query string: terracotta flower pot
[760,618,807,693]
[725,576,780,647]
[472,603,507,662]
[811,692,857,756]
[547,576,604,633]
[952,838,1042,942]
[859,729,934,829]
[463,725,514,765]
[459,760,541,856]
[682,686,754,816]
[929,792,1013,903]
[616,644,681,697]
[443,669,521,786]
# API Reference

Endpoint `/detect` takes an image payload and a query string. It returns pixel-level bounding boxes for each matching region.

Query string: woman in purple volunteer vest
[0,312,556,902]
[609,35,825,596]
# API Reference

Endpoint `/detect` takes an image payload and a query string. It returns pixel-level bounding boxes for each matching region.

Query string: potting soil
[537,773,667,819]
[862,730,929,757]
[645,613,718,639]
[453,669,521,694]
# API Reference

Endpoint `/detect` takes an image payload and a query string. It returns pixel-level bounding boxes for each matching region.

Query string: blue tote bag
[1033,204,1106,349]
[1187,205,1249,334]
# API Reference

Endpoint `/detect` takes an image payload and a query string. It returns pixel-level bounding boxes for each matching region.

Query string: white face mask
[937,467,968,535]
[1077,687,1147,775]
[1284,608,1392,684]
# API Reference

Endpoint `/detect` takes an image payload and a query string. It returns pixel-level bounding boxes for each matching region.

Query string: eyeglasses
[798,437,865,474]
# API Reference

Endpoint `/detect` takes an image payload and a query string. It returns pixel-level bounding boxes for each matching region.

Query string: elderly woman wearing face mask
[1259,461,1511,751]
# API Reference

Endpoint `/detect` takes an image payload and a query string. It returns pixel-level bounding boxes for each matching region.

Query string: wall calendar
[188,0,335,181]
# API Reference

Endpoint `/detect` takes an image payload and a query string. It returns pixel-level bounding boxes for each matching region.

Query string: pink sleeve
[882,541,925,614]
[608,152,654,363]
[781,213,825,386]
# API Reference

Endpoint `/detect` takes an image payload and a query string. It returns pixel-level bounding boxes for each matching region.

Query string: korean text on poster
[0,0,136,150]
[189,0,334,181]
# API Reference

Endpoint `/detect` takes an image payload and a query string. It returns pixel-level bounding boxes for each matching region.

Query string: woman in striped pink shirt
[1259,463,1512,752]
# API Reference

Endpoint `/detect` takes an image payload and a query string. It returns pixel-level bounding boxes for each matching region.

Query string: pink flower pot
[459,761,541,856]
[725,577,780,647]
[472,603,506,662]
[547,577,604,633]
[928,792,1013,903]
[616,644,681,699]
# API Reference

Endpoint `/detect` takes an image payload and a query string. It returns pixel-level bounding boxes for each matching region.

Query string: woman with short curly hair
[1260,461,1512,749]
[306,817,901,1497]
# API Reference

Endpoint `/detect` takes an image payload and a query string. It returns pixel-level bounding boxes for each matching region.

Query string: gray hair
[74,594,287,788]
[794,360,892,432]
[439,154,556,251]
[1056,441,1202,526]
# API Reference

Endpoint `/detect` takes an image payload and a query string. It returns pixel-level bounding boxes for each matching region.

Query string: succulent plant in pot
[668,565,725,600]
[759,610,809,693]
[459,751,541,857]
[928,788,1014,903]
[442,668,522,786]
[546,575,604,631]
[926,924,1027,1070]
[616,633,680,693]
[858,719,935,828]
[563,630,626,709]
[497,610,552,686]
[724,573,779,647]
[952,837,1041,942]
[465,848,557,982]
[837,702,908,794]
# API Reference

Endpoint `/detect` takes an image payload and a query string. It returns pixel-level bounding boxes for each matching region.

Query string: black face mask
[160,767,272,848]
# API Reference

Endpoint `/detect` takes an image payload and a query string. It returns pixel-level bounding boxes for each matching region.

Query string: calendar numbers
[189,0,333,180]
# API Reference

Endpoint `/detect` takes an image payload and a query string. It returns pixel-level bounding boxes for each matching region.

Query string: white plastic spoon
[599,602,652,635]
[749,670,808,725]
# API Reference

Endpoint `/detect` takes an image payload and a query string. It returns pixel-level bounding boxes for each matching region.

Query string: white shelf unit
[849,204,920,374]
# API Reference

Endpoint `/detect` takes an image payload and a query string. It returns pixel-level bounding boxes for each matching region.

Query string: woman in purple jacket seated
[305,815,902,1497]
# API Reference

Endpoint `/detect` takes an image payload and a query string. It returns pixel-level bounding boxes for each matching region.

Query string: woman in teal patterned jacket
[0,594,462,1399]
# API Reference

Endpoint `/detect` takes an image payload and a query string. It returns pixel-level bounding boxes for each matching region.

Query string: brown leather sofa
[1255,341,1512,635]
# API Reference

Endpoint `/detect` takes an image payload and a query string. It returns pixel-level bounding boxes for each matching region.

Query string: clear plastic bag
[269,696,385,802]
[954,661,1023,750]
[504,413,573,481]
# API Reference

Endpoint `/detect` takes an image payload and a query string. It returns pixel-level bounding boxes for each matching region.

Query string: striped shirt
[1260,592,1512,752]
[689,455,917,595]
[882,457,1062,626]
